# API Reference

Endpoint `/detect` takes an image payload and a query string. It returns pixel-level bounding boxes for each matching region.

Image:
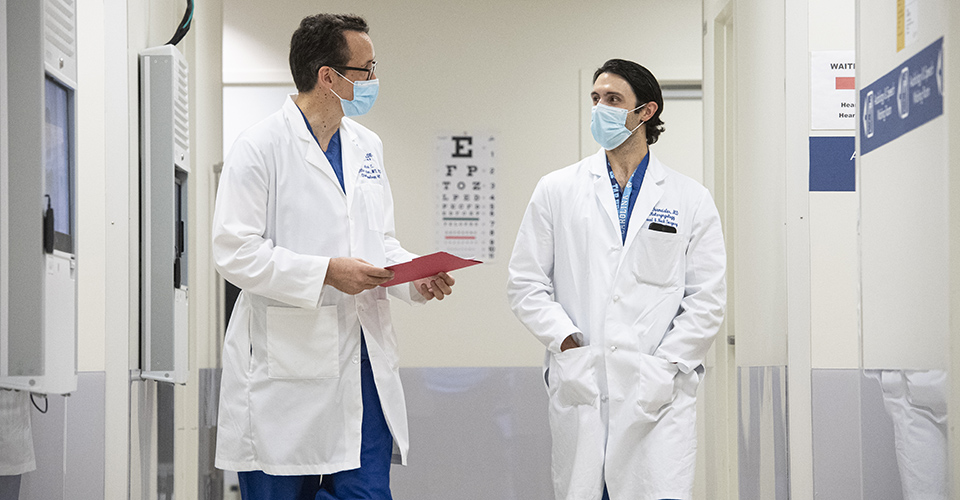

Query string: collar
[589,147,664,184]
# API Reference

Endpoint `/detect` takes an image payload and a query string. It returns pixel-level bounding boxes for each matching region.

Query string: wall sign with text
[435,134,496,261]
[860,37,943,155]
[811,51,856,130]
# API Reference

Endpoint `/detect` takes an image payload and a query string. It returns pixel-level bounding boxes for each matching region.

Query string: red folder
[381,252,482,287]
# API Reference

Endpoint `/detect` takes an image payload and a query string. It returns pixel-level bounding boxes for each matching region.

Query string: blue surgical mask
[590,102,648,150]
[331,70,379,116]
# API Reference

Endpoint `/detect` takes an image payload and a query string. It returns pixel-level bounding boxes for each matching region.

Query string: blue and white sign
[860,37,944,155]
[810,136,855,192]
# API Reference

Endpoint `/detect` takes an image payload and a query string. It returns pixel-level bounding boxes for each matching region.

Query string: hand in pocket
[551,347,600,407]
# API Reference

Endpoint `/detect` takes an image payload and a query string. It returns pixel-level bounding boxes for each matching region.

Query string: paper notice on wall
[811,51,856,130]
[897,0,919,52]
[435,134,496,261]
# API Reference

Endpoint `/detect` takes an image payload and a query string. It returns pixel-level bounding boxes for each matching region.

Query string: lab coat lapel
[589,149,621,239]
[284,97,343,191]
[339,120,364,212]
[622,152,665,255]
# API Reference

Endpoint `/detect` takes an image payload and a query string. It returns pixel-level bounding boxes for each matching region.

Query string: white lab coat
[213,96,423,475]
[869,370,948,500]
[508,149,726,500]
[0,390,35,476]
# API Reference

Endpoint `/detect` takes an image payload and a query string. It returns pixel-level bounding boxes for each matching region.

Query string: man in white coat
[212,14,454,500]
[507,59,726,500]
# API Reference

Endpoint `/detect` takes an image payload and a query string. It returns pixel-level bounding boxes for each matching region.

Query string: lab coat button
[601,395,609,402]
[612,295,620,303]
[610,345,617,352]
[352,356,359,364]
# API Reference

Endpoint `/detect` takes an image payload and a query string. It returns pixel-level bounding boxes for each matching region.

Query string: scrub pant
[238,335,394,500]
[601,486,679,500]
[0,476,22,500]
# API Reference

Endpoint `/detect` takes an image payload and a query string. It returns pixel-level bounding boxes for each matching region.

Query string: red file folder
[380,252,481,287]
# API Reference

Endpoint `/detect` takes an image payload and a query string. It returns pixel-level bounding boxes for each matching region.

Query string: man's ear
[640,101,659,121]
[316,66,336,90]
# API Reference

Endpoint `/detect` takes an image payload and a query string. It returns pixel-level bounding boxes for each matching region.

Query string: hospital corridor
[1,0,959,499]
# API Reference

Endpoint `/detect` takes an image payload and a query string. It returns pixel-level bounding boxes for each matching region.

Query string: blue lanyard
[607,153,649,242]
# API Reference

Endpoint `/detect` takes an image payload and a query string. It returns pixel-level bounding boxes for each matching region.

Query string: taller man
[213,14,454,500]
[507,59,726,500]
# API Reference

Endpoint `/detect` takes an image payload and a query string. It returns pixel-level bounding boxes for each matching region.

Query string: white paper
[904,0,919,49]
[811,51,857,130]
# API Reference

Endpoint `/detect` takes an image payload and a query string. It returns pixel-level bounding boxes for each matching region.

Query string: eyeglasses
[332,61,377,81]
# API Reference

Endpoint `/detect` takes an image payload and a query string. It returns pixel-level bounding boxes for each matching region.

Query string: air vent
[44,0,76,58]
[174,58,190,157]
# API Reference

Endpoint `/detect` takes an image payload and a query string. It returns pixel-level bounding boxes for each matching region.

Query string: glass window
[43,76,74,254]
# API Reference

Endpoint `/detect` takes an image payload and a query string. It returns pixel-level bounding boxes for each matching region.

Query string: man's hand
[560,334,581,352]
[325,257,394,295]
[414,271,455,301]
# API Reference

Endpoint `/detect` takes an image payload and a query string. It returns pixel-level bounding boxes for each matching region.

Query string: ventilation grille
[44,0,76,58]
[174,57,189,154]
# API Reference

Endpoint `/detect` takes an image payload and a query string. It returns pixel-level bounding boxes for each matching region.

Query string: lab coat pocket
[634,230,685,287]
[359,183,384,232]
[550,347,600,408]
[904,370,948,417]
[634,353,680,420]
[265,305,339,379]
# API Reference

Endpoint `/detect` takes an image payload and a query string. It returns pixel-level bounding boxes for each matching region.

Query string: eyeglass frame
[331,60,377,81]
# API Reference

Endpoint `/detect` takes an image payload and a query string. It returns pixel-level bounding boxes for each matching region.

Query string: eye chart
[436,134,496,261]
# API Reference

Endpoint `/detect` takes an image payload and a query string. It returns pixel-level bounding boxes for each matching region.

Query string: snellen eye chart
[435,134,496,261]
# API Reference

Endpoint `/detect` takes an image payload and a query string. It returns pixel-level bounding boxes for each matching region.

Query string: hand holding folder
[380,252,481,287]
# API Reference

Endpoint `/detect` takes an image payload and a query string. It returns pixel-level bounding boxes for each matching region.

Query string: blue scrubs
[607,152,649,243]
[238,113,394,500]
[602,491,679,500]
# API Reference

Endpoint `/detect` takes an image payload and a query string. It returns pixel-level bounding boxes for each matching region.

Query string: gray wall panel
[811,369,862,499]
[18,371,105,500]
[18,393,64,500]
[199,368,223,500]
[738,366,789,500]
[391,367,553,500]
[64,372,106,499]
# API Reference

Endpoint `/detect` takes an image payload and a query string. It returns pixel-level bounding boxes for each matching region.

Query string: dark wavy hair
[593,59,665,145]
[289,14,368,93]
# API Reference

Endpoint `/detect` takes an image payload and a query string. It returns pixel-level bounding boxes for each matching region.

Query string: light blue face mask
[331,70,379,116]
[590,102,648,150]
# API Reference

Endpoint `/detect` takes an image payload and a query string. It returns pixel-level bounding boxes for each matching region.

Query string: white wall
[808,0,859,370]
[76,0,107,372]
[73,0,223,497]
[950,0,960,481]
[221,0,705,368]
[944,2,960,491]
[858,0,950,370]
[728,0,790,367]
[702,0,815,496]
[702,0,957,497]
